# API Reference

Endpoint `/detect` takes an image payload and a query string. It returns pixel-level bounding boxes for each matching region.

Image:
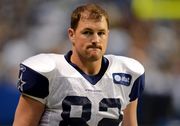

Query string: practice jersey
[17,51,145,126]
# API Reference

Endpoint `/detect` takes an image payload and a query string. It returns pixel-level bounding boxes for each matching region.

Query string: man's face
[69,13,109,61]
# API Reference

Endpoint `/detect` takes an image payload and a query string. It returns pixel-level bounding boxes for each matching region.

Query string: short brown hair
[70,4,109,30]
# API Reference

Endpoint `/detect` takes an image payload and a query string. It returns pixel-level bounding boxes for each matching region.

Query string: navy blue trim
[129,73,145,102]
[17,64,49,98]
[64,51,109,85]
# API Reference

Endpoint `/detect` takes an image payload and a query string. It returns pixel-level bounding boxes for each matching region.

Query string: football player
[13,3,145,126]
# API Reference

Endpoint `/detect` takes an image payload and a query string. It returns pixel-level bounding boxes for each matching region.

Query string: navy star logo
[17,73,26,92]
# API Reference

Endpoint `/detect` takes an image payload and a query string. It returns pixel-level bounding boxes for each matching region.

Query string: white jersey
[17,51,145,126]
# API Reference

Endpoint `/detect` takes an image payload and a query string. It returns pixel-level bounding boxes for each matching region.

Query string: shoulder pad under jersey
[17,54,56,102]
[105,55,145,102]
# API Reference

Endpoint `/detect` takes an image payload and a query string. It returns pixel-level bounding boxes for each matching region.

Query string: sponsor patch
[112,73,132,86]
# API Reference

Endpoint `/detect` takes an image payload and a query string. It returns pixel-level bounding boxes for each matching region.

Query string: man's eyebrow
[82,28,106,31]
[82,28,93,31]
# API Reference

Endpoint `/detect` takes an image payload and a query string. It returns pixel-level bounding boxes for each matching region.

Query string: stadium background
[0,0,179,125]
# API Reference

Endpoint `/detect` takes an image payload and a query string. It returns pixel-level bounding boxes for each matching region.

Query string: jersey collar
[64,51,109,85]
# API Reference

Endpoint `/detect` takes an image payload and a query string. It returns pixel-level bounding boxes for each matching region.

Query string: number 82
[59,96,123,126]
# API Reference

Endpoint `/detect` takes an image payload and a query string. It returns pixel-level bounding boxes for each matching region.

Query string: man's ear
[68,28,75,45]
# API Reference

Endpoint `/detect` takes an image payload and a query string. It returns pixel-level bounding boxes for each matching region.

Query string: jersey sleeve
[126,58,145,102]
[17,54,56,104]
[129,72,145,102]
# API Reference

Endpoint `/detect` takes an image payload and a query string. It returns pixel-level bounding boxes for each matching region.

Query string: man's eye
[98,32,105,36]
[83,31,93,35]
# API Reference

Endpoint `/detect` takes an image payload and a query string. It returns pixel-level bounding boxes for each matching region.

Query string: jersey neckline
[64,51,109,85]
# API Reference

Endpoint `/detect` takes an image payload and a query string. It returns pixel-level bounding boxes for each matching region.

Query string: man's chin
[85,49,103,60]
[88,53,102,61]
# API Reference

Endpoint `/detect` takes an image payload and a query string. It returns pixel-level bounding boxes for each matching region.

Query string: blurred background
[0,0,179,125]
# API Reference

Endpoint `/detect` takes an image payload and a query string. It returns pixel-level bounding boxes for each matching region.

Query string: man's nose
[91,33,100,43]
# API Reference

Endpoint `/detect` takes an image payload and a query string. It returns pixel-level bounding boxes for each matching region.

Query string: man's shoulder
[105,54,145,74]
[21,53,64,73]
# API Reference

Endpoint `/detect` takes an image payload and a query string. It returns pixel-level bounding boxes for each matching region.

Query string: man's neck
[70,52,102,75]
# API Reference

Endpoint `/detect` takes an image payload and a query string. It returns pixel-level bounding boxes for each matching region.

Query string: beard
[84,45,104,61]
[72,43,106,62]
[75,47,104,62]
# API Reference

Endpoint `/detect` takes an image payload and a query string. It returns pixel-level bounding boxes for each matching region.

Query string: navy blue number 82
[59,96,123,126]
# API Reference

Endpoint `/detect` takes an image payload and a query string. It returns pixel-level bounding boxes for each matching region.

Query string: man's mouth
[87,45,102,50]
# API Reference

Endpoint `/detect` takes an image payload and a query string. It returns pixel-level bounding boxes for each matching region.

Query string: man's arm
[13,95,45,126]
[122,99,138,126]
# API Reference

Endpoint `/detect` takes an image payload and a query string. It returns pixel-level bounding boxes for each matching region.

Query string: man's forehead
[77,19,108,32]
[79,17,107,26]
